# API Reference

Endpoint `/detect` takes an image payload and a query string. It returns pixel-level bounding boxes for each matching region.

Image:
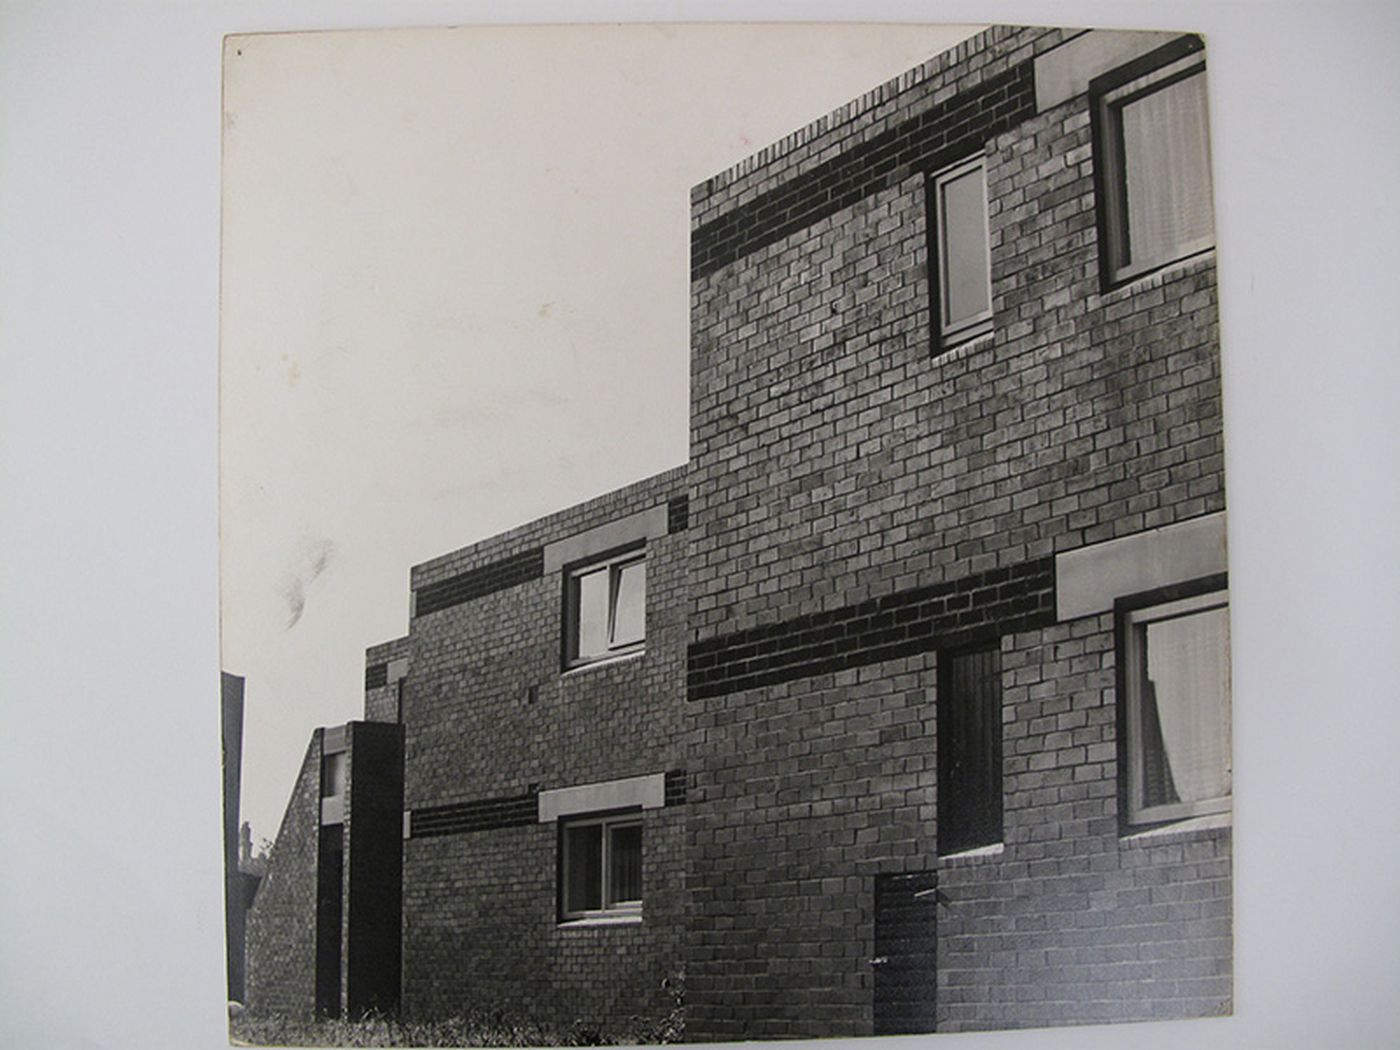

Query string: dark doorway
[314,825,344,1018]
[872,871,938,1034]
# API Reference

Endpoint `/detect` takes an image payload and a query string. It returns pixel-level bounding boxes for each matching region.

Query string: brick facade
[246,734,322,1017]
[245,25,1231,1039]
[399,467,691,1027]
[682,24,1229,1039]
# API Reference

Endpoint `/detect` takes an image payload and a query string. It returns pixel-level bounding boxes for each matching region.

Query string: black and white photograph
[2,3,1398,1050]
[220,21,1236,1045]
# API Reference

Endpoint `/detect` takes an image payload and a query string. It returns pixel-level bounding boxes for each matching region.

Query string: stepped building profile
[244,25,1232,1038]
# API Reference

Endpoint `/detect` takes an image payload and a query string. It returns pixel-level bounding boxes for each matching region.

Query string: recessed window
[565,547,646,668]
[320,750,345,826]
[1095,47,1215,286]
[937,643,1003,855]
[930,155,993,349]
[1120,589,1231,828]
[560,813,642,921]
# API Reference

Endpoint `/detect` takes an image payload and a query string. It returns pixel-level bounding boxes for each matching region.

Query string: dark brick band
[667,494,690,534]
[691,62,1035,280]
[687,557,1055,700]
[414,548,545,618]
[364,662,388,690]
[664,769,688,807]
[408,793,538,839]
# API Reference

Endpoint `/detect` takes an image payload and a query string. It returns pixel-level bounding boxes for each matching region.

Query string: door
[872,871,938,1034]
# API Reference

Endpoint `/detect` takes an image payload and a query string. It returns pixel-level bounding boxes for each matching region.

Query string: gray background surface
[1,1,1396,1048]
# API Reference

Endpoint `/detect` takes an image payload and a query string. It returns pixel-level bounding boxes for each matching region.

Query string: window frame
[557,810,644,923]
[562,544,647,670]
[1115,579,1231,832]
[928,153,994,351]
[1092,36,1214,290]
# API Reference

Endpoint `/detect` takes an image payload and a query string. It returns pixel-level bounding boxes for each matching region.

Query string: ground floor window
[1120,588,1231,827]
[937,643,1003,855]
[560,813,642,920]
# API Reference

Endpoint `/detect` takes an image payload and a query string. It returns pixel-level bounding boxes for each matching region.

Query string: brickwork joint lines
[691,62,1035,279]
[687,558,1054,699]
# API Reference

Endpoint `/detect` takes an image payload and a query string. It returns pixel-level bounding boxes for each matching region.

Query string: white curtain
[1145,605,1231,804]
[1121,72,1214,269]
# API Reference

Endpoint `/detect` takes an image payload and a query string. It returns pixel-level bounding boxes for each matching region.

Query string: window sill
[1098,247,1215,305]
[557,913,643,929]
[1121,810,1231,845]
[561,648,645,678]
[932,328,994,362]
[938,842,1004,865]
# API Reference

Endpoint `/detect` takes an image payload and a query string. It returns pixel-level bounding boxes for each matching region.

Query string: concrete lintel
[542,505,668,574]
[1034,29,1181,112]
[1055,512,1227,621]
[538,773,666,823]
[322,724,348,754]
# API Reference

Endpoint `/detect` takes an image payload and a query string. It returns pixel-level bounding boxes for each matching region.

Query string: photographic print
[220,22,1231,1044]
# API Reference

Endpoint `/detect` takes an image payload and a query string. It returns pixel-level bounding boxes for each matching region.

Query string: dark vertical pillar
[220,672,247,1002]
[315,825,344,1017]
[345,721,406,1018]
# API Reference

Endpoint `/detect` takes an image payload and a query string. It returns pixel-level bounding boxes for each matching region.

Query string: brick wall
[932,620,1230,1031]
[399,468,691,1027]
[687,652,940,1040]
[246,733,322,1016]
[364,635,410,723]
[689,32,1223,645]
[402,807,687,1027]
[684,24,1229,1038]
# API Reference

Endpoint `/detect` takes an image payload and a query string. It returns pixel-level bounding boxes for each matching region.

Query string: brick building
[245,25,1231,1038]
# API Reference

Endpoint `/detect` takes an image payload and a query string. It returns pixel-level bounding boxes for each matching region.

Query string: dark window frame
[1091,34,1214,291]
[556,809,644,923]
[1113,573,1231,834]
[926,152,994,356]
[561,542,647,671]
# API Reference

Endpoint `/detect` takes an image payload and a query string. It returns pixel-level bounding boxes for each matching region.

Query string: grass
[230,1003,684,1048]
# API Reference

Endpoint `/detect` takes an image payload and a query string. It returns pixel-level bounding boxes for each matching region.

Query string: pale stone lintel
[1055,512,1227,621]
[538,773,666,823]
[542,505,668,574]
[322,724,348,754]
[386,658,409,683]
[320,796,343,827]
[1034,29,1181,112]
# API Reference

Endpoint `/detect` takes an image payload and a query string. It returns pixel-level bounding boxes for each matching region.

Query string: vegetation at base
[230,1002,683,1048]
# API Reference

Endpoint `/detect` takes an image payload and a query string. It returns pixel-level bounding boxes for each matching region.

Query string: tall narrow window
[1120,589,1231,828]
[565,547,646,668]
[937,644,1003,855]
[560,813,643,921]
[1095,45,1214,286]
[931,155,993,349]
[320,749,345,826]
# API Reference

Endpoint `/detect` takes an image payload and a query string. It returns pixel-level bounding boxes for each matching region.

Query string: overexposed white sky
[220,23,985,843]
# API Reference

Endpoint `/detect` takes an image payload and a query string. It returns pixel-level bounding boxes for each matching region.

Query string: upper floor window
[565,546,646,668]
[930,155,993,350]
[319,748,345,826]
[1095,44,1214,287]
[1119,588,1231,829]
